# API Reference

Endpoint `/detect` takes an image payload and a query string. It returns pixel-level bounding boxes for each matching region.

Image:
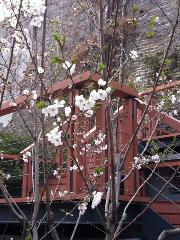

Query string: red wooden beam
[142,132,180,141]
[110,81,138,98]
[139,80,180,98]
[0,194,151,204]
[151,202,180,214]
[137,100,180,132]
[156,128,173,135]
[142,160,180,169]
[0,154,21,160]
[0,72,138,117]
[0,96,26,117]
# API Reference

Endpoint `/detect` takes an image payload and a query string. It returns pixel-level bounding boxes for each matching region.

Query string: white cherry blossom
[70,165,78,171]
[171,95,176,104]
[90,90,100,101]
[23,89,30,95]
[98,89,107,100]
[98,79,106,86]
[38,66,44,74]
[85,109,93,117]
[46,127,63,146]
[84,98,95,111]
[65,106,71,117]
[63,61,76,75]
[78,203,87,215]
[91,192,103,209]
[31,90,38,100]
[129,50,138,59]
[71,115,77,121]
[106,87,111,94]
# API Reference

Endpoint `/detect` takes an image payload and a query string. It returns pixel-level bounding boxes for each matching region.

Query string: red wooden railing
[0,72,179,205]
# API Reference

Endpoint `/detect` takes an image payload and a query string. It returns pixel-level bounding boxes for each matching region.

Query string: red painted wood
[142,132,180,141]
[0,194,151,204]
[0,72,138,117]
[0,154,21,160]
[22,159,32,197]
[142,161,180,169]
[139,80,180,97]
[152,202,180,214]
[22,162,28,197]
[1,72,180,230]
[137,100,180,132]
[121,99,138,196]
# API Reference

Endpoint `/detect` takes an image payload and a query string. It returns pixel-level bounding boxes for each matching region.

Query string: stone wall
[1,0,180,135]
[125,0,180,88]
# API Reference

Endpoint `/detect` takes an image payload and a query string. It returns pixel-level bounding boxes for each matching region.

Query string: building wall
[1,0,180,134]
[125,0,180,88]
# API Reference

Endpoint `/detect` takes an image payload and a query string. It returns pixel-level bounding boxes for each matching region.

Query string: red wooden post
[22,159,32,197]
[27,159,32,196]
[22,162,28,197]
[96,102,106,131]
[137,108,144,139]
[121,98,138,196]
[96,102,107,191]
[67,89,87,194]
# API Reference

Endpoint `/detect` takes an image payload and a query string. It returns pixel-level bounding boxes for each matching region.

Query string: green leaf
[71,58,77,65]
[146,31,154,38]
[132,19,139,28]
[0,132,32,154]
[36,100,47,110]
[149,16,157,29]
[95,166,103,175]
[51,56,62,64]
[127,79,135,88]
[97,63,106,72]
[133,4,140,13]
[25,233,32,240]
[53,34,66,45]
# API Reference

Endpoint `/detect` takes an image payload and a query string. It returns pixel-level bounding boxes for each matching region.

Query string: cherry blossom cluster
[151,154,160,163]
[129,50,138,59]
[70,164,84,171]
[46,126,63,147]
[133,154,160,169]
[78,203,88,215]
[78,192,103,215]
[133,155,147,169]
[91,191,103,209]
[0,0,46,28]
[75,81,111,117]
[94,132,106,145]
[63,61,76,75]
[23,89,38,99]
[42,99,71,118]
[23,151,31,162]
[93,171,103,177]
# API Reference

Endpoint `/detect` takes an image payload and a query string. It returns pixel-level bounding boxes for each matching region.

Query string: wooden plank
[142,160,180,169]
[0,194,151,204]
[0,72,138,117]
[143,132,180,141]
[162,214,180,225]
[121,99,138,196]
[110,81,138,98]
[152,203,180,214]
[0,96,26,117]
[0,154,21,160]
[139,80,180,97]
[137,100,180,132]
